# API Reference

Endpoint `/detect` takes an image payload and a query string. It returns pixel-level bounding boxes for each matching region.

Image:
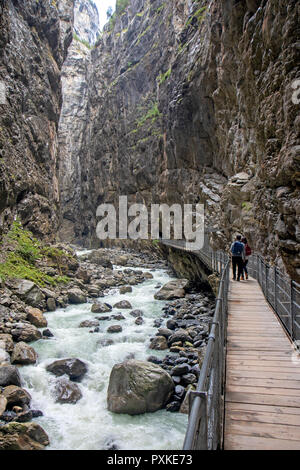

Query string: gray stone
[107,360,174,415]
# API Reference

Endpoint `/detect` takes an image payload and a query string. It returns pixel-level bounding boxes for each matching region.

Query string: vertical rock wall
[0,0,74,239]
[66,0,299,281]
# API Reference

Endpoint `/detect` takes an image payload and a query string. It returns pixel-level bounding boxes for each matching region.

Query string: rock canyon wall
[0,0,299,280]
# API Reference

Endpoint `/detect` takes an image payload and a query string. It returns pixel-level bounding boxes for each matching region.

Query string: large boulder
[68,288,87,304]
[3,385,31,407]
[0,348,10,365]
[154,279,189,300]
[87,250,113,268]
[0,422,49,450]
[26,307,47,328]
[46,358,88,381]
[11,342,37,365]
[53,377,82,404]
[10,323,42,343]
[107,360,174,415]
[168,329,193,347]
[119,286,132,294]
[15,280,45,308]
[0,366,22,387]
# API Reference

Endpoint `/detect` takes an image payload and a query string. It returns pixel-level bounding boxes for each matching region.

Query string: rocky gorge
[0,0,299,451]
[0,222,215,449]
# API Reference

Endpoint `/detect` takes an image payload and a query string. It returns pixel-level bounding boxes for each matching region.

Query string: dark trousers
[232,256,243,280]
[243,259,248,275]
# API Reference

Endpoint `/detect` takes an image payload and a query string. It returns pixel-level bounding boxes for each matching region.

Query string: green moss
[158,67,171,85]
[0,221,70,287]
[241,202,253,212]
[136,103,162,127]
[185,6,207,28]
[73,33,92,50]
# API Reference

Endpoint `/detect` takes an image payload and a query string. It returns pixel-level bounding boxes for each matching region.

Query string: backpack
[245,244,252,256]
[231,241,244,256]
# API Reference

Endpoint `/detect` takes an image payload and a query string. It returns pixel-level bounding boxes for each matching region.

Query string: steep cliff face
[0,0,74,240]
[57,0,99,242]
[66,0,299,281]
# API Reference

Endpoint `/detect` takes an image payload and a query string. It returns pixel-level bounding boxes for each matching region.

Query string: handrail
[159,238,299,449]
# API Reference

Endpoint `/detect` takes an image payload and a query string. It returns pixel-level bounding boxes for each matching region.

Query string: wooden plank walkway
[224,276,300,450]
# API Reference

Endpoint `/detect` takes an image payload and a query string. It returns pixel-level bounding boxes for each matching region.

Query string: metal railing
[248,254,300,343]
[160,238,299,449]
[182,254,230,449]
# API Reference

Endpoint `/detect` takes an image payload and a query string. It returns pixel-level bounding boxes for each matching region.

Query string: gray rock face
[107,360,174,415]
[0,0,73,239]
[3,385,31,407]
[46,358,88,381]
[113,300,132,309]
[15,281,45,308]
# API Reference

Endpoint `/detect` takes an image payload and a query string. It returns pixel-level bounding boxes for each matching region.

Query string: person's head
[242,237,247,244]
[236,235,242,241]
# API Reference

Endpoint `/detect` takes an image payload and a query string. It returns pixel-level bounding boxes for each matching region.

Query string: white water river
[21,266,188,450]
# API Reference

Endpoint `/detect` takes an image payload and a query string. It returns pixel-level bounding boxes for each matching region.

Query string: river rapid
[21,263,188,450]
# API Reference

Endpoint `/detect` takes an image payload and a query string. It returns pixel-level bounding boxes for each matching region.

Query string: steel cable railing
[159,239,299,449]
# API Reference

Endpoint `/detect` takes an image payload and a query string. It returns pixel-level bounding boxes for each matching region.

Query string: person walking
[230,235,245,281]
[241,237,251,280]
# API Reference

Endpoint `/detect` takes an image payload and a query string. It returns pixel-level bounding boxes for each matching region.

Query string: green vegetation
[0,221,70,286]
[136,103,162,127]
[158,67,171,85]
[107,0,129,31]
[241,202,253,212]
[73,33,92,50]
[185,6,207,28]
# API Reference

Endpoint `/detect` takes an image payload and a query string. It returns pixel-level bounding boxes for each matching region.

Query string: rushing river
[21,264,188,450]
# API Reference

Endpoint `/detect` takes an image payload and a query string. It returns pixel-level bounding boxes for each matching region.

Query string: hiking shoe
[241,276,245,281]
[246,274,249,280]
[232,277,236,281]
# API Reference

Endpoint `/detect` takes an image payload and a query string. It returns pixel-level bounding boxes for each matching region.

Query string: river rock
[0,366,22,387]
[181,373,197,385]
[15,410,33,423]
[113,300,132,309]
[119,286,132,294]
[114,255,128,266]
[129,309,144,318]
[149,336,168,350]
[154,279,189,300]
[26,307,47,327]
[3,385,31,407]
[0,348,10,365]
[88,250,113,268]
[46,358,88,381]
[53,377,82,404]
[0,395,7,416]
[143,272,154,279]
[11,342,37,365]
[0,422,49,450]
[91,302,112,313]
[107,325,122,334]
[10,323,42,343]
[15,280,45,308]
[79,320,99,328]
[46,298,56,312]
[0,334,14,354]
[157,328,173,338]
[166,401,181,412]
[135,317,144,325]
[68,288,87,304]
[171,363,190,376]
[168,329,193,346]
[42,329,54,338]
[107,360,174,415]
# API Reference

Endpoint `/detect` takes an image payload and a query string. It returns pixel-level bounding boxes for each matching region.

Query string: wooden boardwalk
[224,277,300,450]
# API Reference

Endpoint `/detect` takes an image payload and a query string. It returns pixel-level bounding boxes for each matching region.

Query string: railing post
[274,267,278,313]
[291,280,295,341]
[265,264,269,303]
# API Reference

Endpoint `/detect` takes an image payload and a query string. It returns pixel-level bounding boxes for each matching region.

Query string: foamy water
[21,267,188,450]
